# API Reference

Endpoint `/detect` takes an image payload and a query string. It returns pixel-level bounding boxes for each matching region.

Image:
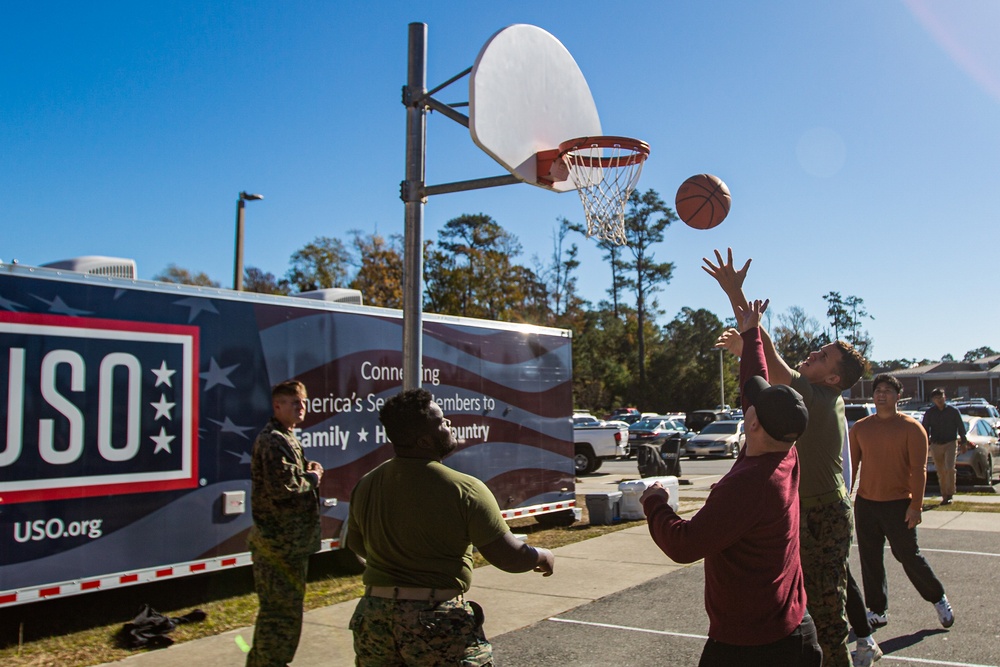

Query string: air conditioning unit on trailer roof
[41,256,136,279]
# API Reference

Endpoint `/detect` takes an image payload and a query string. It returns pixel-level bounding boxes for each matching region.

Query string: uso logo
[0,313,199,503]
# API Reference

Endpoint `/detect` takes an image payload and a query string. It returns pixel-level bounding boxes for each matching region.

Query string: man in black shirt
[921,388,968,505]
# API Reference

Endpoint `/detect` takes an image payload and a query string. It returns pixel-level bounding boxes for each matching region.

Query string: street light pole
[718,348,726,409]
[234,191,263,290]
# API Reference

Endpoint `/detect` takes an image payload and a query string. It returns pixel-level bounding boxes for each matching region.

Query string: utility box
[222,491,246,516]
[618,477,679,520]
[585,491,622,525]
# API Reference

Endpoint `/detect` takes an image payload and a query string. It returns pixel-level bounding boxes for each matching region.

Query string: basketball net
[560,137,650,246]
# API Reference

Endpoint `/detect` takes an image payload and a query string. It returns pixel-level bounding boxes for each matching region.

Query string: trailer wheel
[574,445,597,475]
[535,509,577,527]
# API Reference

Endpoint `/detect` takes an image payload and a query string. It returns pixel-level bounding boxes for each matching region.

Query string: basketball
[675,174,731,230]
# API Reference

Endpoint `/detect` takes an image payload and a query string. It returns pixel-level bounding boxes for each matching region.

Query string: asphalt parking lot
[492,527,1000,666]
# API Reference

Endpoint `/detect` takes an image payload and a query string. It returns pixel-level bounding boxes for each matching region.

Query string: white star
[150,394,175,421]
[226,450,253,464]
[151,427,175,454]
[357,427,369,442]
[200,357,238,391]
[32,294,93,316]
[151,360,175,388]
[207,416,256,439]
[173,297,219,323]
[0,292,25,311]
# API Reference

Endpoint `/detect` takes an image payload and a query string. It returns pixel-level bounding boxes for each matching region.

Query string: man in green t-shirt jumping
[347,388,555,666]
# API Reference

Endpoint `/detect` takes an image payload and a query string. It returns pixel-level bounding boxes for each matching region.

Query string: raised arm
[702,247,752,321]
[759,327,794,386]
[703,248,796,385]
[738,300,769,412]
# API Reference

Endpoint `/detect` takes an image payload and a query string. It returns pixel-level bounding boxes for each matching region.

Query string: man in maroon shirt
[642,300,821,667]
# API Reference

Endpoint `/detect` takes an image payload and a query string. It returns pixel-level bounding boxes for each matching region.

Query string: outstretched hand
[736,299,769,333]
[715,328,744,357]
[702,248,752,296]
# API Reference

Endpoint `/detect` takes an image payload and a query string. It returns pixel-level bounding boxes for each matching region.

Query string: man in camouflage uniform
[247,380,323,667]
[705,250,869,667]
[347,388,555,666]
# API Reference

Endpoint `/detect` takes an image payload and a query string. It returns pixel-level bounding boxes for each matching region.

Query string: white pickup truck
[572,414,629,474]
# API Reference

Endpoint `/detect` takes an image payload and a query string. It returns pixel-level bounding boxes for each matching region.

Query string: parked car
[926,416,997,487]
[606,407,640,421]
[684,419,745,459]
[573,413,603,427]
[628,417,694,454]
[845,403,876,428]
[612,413,644,425]
[954,402,1000,433]
[686,409,732,433]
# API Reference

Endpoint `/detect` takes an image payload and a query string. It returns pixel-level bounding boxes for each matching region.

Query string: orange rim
[558,136,650,167]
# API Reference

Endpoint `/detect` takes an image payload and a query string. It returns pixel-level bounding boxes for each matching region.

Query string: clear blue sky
[4,0,999,362]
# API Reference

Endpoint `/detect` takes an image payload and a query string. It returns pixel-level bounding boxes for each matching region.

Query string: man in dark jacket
[921,388,968,505]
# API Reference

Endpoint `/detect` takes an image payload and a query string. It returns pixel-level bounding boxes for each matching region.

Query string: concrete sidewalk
[100,490,999,667]
[101,523,685,667]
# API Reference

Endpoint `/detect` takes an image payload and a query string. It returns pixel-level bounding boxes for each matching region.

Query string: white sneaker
[866,610,888,630]
[852,637,883,667]
[934,595,954,628]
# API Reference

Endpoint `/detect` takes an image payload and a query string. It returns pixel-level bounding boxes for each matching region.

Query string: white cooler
[618,476,679,520]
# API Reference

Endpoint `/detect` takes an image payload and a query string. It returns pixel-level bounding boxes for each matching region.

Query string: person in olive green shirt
[347,388,554,666]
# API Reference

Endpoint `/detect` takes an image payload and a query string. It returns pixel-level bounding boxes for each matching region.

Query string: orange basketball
[675,174,731,230]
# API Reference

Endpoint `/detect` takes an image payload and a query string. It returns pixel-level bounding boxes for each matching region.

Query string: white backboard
[469,24,602,192]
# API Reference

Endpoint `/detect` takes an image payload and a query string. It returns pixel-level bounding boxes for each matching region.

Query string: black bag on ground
[116,603,207,649]
[636,443,669,478]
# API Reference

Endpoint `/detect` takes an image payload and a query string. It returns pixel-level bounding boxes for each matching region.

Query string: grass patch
[0,496,685,667]
[924,501,1000,513]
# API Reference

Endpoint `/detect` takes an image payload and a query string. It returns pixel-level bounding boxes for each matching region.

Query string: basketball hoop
[538,136,650,245]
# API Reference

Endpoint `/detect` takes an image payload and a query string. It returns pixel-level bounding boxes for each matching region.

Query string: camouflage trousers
[800,496,852,667]
[246,545,309,667]
[350,595,493,666]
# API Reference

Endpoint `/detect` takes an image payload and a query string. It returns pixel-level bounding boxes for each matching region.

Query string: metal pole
[402,23,427,391]
[234,198,245,291]
[718,348,725,409]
